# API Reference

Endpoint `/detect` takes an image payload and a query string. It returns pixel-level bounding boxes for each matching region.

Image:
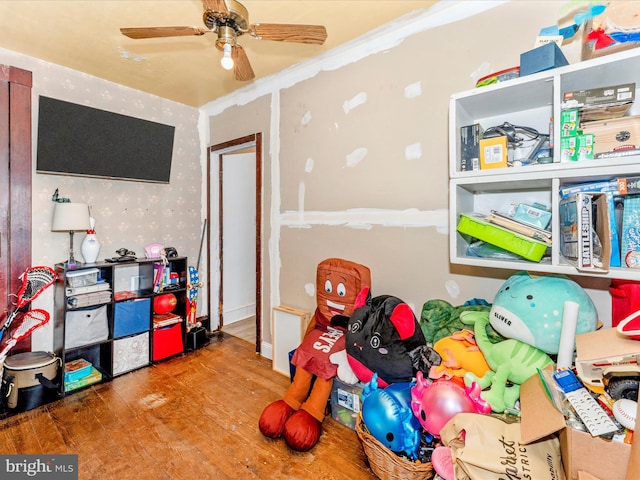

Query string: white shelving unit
[449,47,640,280]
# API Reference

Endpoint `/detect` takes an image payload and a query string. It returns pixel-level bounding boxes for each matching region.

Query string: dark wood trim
[0,70,10,316]
[218,151,224,330]
[254,132,263,355]
[207,133,262,354]
[0,65,32,352]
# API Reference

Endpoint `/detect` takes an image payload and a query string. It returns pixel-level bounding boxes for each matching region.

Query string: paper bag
[440,413,565,480]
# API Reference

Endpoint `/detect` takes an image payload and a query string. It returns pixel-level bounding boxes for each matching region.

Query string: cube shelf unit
[53,256,189,395]
[449,47,640,280]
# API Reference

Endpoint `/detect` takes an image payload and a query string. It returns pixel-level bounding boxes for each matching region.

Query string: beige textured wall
[206,1,614,351]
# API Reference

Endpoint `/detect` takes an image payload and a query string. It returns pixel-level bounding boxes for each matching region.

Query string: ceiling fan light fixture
[221,43,234,70]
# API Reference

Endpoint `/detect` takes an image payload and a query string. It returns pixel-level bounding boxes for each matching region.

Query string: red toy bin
[152,322,184,361]
[610,279,640,327]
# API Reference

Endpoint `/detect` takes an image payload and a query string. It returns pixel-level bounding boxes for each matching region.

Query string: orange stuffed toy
[259,258,371,451]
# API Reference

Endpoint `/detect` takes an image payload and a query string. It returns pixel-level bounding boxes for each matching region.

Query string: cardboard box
[520,368,636,480]
[460,123,483,171]
[582,4,640,61]
[617,176,640,195]
[576,133,594,161]
[559,193,610,273]
[581,115,640,157]
[479,136,508,169]
[563,83,635,109]
[560,135,578,162]
[561,109,580,137]
[620,194,640,268]
[520,42,569,76]
[574,328,640,389]
[562,83,635,122]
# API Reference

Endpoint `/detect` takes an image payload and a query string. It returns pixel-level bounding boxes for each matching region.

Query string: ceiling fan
[120,0,328,81]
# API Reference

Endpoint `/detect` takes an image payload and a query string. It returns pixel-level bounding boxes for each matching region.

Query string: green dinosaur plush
[419,299,500,345]
[460,310,553,413]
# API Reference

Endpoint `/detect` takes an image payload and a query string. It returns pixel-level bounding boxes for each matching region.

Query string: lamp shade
[51,203,91,232]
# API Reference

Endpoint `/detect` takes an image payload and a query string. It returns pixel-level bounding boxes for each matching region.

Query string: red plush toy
[258,258,371,451]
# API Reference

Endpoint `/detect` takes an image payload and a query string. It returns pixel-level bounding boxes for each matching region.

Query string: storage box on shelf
[449,47,640,280]
[53,256,190,399]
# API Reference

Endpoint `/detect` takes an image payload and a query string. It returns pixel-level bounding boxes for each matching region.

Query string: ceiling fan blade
[120,26,209,39]
[249,23,327,45]
[232,45,255,81]
[202,0,229,15]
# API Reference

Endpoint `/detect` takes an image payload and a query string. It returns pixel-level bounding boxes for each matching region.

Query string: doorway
[207,133,262,354]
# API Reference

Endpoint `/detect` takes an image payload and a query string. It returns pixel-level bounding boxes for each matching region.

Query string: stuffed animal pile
[354,271,598,480]
[261,266,600,479]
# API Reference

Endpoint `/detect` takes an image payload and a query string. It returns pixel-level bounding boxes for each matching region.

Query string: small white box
[66,268,99,288]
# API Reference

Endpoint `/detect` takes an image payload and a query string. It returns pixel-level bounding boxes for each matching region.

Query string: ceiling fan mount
[203,0,249,37]
[120,0,328,82]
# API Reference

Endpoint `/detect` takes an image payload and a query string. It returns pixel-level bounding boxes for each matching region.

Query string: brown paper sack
[440,413,566,480]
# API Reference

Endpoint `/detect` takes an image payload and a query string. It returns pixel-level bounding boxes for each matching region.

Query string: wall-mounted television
[36,96,175,184]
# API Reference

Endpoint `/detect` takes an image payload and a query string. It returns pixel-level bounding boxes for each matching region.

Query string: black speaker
[186,326,209,351]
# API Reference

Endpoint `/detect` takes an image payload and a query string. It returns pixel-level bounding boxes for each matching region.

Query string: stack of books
[484,210,552,245]
[66,281,112,308]
[153,313,182,329]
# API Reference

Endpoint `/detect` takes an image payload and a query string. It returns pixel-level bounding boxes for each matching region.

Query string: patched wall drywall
[205,0,613,352]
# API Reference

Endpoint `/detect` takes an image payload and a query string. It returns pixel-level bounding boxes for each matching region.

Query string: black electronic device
[105,256,136,263]
[483,122,540,146]
[105,248,137,263]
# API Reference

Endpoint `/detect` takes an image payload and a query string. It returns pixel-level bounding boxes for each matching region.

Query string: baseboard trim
[261,342,272,360]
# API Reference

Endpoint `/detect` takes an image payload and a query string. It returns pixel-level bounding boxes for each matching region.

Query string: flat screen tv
[36,96,175,183]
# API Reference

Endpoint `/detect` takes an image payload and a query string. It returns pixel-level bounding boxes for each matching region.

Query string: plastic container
[330,378,364,430]
[457,213,549,262]
[63,358,93,383]
[475,66,520,87]
[66,268,99,288]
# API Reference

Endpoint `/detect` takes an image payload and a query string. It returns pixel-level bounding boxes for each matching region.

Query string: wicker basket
[355,416,434,480]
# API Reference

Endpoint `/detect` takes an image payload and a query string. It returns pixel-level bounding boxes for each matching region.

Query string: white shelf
[449,47,640,279]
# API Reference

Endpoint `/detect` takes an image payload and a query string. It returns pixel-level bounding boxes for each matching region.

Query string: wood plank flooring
[222,317,256,344]
[0,334,377,480]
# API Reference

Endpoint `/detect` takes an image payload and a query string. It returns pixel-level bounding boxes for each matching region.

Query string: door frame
[207,133,262,354]
[0,65,32,351]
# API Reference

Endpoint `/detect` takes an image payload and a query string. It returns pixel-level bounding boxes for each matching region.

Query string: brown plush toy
[258,258,371,451]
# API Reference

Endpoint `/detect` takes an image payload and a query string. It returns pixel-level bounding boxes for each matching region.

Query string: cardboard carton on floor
[520,358,638,480]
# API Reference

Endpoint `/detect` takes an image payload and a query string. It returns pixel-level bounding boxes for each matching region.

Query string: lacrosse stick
[0,266,57,343]
[0,308,51,363]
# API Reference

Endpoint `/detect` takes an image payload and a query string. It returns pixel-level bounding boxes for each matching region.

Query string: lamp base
[56,259,85,269]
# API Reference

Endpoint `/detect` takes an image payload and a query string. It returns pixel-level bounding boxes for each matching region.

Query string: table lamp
[51,202,91,267]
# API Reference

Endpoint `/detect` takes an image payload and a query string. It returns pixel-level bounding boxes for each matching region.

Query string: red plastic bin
[610,279,640,327]
[152,322,184,361]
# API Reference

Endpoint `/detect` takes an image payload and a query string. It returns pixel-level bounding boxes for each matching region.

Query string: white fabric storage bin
[113,332,149,375]
[65,305,109,349]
